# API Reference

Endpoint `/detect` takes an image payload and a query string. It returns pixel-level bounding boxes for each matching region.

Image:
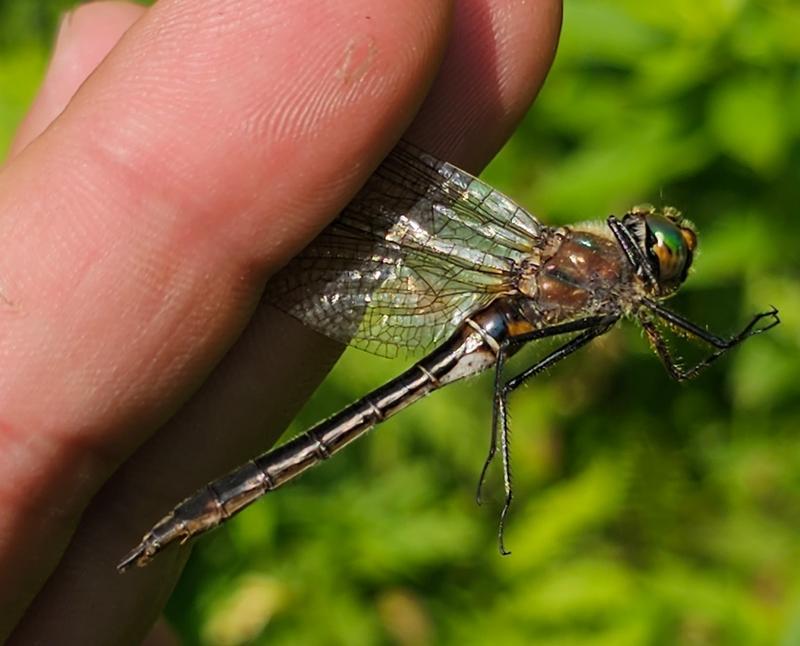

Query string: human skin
[0,0,561,643]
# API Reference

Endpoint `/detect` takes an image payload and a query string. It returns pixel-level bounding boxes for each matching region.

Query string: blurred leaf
[707,75,788,174]
[728,1,800,64]
[507,458,627,569]
[620,0,747,40]
[201,573,288,646]
[634,44,718,97]
[557,2,660,67]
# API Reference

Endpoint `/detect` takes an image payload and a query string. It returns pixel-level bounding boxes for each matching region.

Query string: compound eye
[646,214,694,287]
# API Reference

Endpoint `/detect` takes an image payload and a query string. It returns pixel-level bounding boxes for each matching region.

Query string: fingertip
[494,0,563,120]
[406,0,563,171]
[10,1,147,156]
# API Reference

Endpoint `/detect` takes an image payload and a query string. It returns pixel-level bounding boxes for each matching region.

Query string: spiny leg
[641,302,779,382]
[497,373,513,555]
[643,300,779,350]
[475,316,612,507]
[493,317,617,555]
[476,347,507,505]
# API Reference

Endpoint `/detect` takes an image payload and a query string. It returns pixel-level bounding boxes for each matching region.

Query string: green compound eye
[645,214,696,288]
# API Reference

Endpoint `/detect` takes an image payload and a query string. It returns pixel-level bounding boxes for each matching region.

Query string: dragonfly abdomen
[118,314,505,571]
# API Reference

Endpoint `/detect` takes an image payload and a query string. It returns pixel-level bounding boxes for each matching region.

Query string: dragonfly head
[623,204,697,296]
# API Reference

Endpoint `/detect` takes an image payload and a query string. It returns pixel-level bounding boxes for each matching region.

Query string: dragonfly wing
[265,140,546,358]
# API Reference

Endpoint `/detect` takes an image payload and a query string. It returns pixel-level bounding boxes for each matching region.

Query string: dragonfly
[118,140,779,572]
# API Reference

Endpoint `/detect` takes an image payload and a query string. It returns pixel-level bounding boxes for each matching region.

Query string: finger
[10,2,146,157]
[407,0,562,169]
[0,0,450,638]
[142,617,180,646]
[11,0,562,644]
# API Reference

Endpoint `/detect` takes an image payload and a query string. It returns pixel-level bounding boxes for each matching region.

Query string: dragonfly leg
[476,348,507,506]
[641,305,780,382]
[497,374,513,555]
[644,299,779,348]
[476,315,611,508]
[493,316,618,555]
[607,215,658,290]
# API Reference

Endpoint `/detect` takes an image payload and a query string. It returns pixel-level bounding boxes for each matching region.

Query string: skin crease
[1,1,562,644]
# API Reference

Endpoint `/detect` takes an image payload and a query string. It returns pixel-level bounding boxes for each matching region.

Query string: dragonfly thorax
[528,227,632,324]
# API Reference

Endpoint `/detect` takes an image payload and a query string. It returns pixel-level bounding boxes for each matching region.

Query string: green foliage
[1,1,798,644]
[0,46,46,154]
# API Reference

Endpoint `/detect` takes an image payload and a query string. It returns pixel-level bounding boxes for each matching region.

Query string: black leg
[641,306,779,382]
[475,315,612,507]
[476,346,506,506]
[642,299,779,350]
[492,316,618,555]
[504,317,618,391]
[497,375,513,556]
[607,215,658,290]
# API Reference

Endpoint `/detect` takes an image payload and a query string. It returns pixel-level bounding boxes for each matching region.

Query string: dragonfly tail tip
[116,543,147,573]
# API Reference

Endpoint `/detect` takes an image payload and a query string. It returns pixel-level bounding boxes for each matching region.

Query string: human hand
[0,1,561,643]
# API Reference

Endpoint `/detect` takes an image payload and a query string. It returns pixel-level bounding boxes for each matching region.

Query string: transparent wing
[265,140,546,358]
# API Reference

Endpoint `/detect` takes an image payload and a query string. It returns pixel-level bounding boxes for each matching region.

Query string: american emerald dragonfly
[118,140,779,572]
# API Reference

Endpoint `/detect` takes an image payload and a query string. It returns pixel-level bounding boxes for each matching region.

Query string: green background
[2,1,798,644]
